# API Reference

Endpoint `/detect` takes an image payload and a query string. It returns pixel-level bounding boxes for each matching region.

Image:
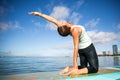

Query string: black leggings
[78,43,99,73]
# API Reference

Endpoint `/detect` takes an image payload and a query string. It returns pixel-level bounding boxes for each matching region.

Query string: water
[0,56,120,76]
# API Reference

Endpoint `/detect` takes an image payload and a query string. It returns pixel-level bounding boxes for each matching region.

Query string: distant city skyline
[102,44,119,56]
[0,44,119,57]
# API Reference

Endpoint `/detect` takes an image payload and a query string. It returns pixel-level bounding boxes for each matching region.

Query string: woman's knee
[88,66,98,73]
[92,67,98,73]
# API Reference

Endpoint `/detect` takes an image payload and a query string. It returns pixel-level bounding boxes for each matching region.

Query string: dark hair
[57,25,71,37]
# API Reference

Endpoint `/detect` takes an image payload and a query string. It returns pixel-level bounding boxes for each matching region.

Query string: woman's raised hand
[28,12,41,16]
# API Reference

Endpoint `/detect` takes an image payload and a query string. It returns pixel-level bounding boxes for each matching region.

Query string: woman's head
[57,20,72,37]
[57,25,71,37]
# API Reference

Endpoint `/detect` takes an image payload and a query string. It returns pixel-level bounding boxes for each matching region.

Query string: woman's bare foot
[64,68,88,76]
[63,69,78,76]
[59,66,69,75]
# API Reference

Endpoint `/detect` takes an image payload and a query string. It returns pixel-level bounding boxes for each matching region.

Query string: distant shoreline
[98,54,120,57]
[0,55,120,58]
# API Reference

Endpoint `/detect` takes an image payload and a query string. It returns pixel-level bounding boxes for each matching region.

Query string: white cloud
[71,0,84,11]
[46,23,56,30]
[117,24,120,29]
[46,6,82,30]
[51,31,120,50]
[41,41,74,56]
[37,8,42,12]
[50,6,69,20]
[32,21,44,32]
[70,12,82,24]
[51,30,120,56]
[9,21,24,31]
[0,22,9,32]
[0,21,24,32]
[85,18,100,27]
[76,0,84,7]
[9,21,19,29]
[34,22,41,28]
[52,41,73,50]
[87,30,120,44]
[46,6,70,30]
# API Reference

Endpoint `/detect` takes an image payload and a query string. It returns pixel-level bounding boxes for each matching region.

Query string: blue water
[0,56,120,76]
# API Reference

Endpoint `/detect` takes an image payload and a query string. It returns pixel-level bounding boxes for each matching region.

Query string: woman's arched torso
[71,25,92,49]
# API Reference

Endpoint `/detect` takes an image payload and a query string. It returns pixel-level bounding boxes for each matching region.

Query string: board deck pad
[0,68,120,80]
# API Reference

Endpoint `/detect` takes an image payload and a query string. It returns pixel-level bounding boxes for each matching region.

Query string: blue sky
[0,0,120,56]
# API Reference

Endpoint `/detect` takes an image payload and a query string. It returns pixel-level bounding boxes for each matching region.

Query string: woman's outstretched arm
[29,12,60,27]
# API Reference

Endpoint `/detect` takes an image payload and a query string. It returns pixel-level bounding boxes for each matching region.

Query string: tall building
[112,45,118,54]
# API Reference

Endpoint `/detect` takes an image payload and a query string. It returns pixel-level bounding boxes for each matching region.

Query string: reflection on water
[98,56,120,67]
[114,57,119,66]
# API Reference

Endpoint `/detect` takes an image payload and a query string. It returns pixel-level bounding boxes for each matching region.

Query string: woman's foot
[63,69,78,76]
[59,66,69,75]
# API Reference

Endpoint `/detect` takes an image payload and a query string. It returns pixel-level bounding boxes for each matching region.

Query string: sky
[0,0,120,57]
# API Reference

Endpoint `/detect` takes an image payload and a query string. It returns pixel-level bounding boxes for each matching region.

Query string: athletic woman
[29,12,99,75]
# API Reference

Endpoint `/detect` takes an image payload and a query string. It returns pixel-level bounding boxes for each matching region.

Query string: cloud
[69,12,82,24]
[34,22,41,28]
[37,8,42,12]
[85,18,100,27]
[46,6,70,30]
[31,20,45,31]
[87,30,120,44]
[52,30,120,52]
[9,21,19,29]
[0,22,9,32]
[0,21,24,33]
[76,0,84,7]
[52,41,73,50]
[70,0,84,11]
[46,6,82,30]
[52,31,120,50]
[117,24,120,29]
[50,6,69,20]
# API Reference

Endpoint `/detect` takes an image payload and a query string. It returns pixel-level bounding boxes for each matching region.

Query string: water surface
[0,56,120,75]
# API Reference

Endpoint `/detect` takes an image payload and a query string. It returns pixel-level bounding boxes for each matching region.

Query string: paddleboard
[0,67,120,80]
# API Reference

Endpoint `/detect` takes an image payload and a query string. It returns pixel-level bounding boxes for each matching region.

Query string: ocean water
[0,56,120,76]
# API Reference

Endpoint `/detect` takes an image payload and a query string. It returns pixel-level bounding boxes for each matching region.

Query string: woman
[29,12,99,75]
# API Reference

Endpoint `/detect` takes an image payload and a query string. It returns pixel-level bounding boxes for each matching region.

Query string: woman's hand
[28,12,41,16]
[73,63,78,69]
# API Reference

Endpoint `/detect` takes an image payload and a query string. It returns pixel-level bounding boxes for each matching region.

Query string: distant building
[103,51,106,56]
[107,51,110,55]
[112,45,118,54]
